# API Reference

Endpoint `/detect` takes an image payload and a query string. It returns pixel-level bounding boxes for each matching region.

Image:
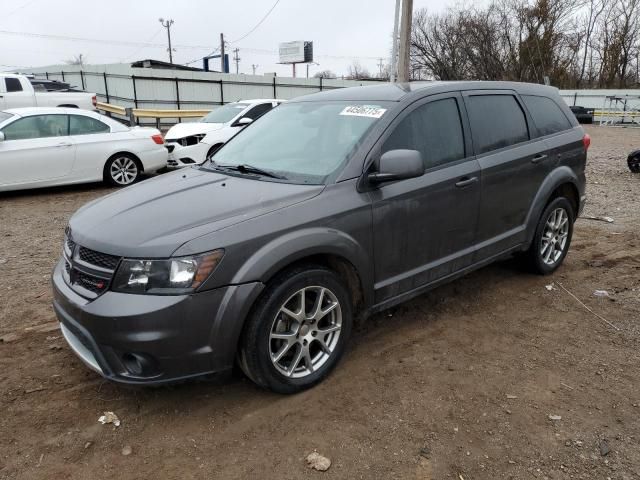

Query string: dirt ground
[0,125,639,480]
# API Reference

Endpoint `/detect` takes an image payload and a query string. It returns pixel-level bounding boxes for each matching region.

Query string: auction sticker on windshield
[339,105,387,119]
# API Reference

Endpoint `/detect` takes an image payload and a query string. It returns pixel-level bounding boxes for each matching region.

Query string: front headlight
[112,250,224,294]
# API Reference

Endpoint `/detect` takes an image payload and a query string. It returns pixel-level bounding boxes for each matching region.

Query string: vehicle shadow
[76,255,529,410]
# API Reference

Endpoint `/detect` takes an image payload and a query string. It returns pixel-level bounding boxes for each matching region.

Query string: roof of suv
[293,81,560,103]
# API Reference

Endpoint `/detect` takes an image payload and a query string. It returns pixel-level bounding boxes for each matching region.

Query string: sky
[0,0,455,77]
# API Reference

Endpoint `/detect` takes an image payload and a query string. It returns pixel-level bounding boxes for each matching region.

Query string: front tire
[238,266,353,394]
[525,197,575,274]
[105,154,141,187]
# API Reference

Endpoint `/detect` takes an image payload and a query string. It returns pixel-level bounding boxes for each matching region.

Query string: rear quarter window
[522,95,573,137]
[466,95,529,155]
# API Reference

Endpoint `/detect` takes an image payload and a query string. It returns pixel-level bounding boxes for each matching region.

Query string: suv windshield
[201,103,249,123]
[207,101,389,184]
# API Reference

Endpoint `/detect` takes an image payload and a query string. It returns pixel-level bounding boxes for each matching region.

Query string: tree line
[410,0,640,88]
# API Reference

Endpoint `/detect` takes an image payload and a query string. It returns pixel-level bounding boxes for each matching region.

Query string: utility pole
[252,64,259,75]
[390,0,401,82]
[220,33,226,73]
[377,57,384,78]
[158,18,175,64]
[233,48,240,74]
[397,0,413,83]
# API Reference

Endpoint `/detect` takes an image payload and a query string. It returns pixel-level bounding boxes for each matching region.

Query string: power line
[0,29,212,50]
[1,0,39,25]
[229,0,281,44]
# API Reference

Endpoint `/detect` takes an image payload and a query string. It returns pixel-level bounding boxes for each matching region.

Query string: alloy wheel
[269,286,342,379]
[110,157,138,185]
[540,207,569,266]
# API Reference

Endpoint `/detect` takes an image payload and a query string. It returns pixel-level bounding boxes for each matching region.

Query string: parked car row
[0,99,285,192]
[51,81,590,394]
[0,108,166,192]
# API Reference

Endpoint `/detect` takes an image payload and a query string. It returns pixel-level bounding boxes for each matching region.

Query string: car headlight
[112,250,224,294]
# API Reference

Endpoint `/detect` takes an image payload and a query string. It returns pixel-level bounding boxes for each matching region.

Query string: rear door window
[70,115,110,135]
[382,97,465,169]
[5,77,23,92]
[1,114,69,140]
[466,95,529,154]
[522,95,572,137]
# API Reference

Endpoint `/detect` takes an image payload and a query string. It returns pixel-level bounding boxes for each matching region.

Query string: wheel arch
[228,228,374,315]
[524,166,581,247]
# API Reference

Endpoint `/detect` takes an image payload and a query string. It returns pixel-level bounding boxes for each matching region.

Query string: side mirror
[368,149,424,184]
[0,132,5,142]
[234,117,253,127]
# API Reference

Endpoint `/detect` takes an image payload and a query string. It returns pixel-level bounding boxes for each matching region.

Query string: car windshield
[0,111,14,124]
[201,103,249,123]
[206,101,389,184]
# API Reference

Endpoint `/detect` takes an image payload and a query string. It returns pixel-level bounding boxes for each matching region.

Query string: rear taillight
[583,133,591,151]
[92,95,97,107]
[151,134,164,145]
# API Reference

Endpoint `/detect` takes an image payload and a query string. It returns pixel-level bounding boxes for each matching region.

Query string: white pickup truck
[0,73,96,111]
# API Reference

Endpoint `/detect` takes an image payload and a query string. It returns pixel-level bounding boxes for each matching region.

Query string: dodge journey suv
[53,82,588,394]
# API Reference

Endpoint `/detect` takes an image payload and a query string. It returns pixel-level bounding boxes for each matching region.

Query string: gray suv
[52,82,588,393]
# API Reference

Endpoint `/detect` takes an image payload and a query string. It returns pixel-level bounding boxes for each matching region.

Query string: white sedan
[164,99,283,168]
[0,107,167,192]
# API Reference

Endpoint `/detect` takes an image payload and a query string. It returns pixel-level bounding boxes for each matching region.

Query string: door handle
[55,142,73,148]
[455,176,478,188]
[531,153,548,164]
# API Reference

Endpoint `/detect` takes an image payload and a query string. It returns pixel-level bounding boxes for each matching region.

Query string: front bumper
[165,141,209,169]
[52,259,264,385]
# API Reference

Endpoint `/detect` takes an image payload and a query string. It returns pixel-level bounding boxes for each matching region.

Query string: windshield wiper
[217,163,287,180]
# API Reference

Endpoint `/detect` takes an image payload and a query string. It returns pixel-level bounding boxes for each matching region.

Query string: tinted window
[383,98,465,169]
[522,95,572,136]
[242,103,272,121]
[1,115,68,140]
[466,95,529,154]
[5,77,23,92]
[70,115,110,135]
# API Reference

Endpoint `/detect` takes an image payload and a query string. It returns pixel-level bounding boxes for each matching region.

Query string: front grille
[75,270,109,294]
[63,242,120,299]
[78,247,120,270]
[166,144,175,153]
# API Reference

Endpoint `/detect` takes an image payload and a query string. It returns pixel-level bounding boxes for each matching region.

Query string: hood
[69,168,324,257]
[165,122,224,140]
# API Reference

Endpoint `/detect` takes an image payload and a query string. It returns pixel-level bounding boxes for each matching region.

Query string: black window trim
[461,89,536,158]
[365,91,474,176]
[520,93,574,140]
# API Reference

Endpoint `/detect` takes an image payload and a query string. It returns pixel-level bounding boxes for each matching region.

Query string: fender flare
[230,227,374,308]
[523,166,581,246]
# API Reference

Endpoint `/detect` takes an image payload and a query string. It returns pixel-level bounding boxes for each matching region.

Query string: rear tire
[525,197,575,275]
[104,153,141,187]
[628,151,640,173]
[238,265,353,394]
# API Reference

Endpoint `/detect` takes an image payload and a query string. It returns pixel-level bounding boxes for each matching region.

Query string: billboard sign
[279,41,313,64]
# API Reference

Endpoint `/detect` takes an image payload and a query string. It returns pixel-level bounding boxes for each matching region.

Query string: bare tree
[65,54,86,66]
[345,60,371,79]
[314,69,337,79]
